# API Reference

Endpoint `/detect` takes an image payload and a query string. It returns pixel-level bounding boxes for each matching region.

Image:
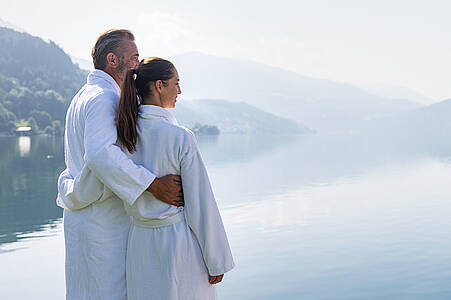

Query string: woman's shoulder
[153,123,198,157]
[165,124,196,143]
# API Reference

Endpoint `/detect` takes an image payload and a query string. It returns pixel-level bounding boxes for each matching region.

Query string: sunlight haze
[1,0,450,101]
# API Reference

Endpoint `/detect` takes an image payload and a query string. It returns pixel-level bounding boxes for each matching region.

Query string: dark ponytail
[116,69,140,153]
[116,57,176,153]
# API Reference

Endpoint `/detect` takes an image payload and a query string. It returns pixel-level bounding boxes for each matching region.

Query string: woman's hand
[208,274,224,284]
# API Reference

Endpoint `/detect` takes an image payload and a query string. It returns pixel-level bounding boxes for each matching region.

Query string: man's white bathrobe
[125,105,235,300]
[57,70,155,300]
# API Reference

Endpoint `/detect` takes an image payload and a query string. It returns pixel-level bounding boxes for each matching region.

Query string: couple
[57,29,234,300]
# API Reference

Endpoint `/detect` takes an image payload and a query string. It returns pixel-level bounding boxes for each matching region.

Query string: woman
[116,57,235,300]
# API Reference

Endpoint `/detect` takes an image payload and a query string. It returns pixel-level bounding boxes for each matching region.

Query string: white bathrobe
[125,105,235,300]
[57,70,155,300]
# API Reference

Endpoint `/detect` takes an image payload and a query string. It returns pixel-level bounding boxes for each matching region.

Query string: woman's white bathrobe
[125,105,235,300]
[57,70,155,300]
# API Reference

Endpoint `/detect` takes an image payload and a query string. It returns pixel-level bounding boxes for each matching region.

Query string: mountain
[356,98,451,155]
[0,27,87,133]
[170,52,421,132]
[0,18,25,33]
[358,83,434,105]
[390,98,451,136]
[0,27,86,98]
[70,55,93,71]
[0,27,306,135]
[0,19,93,71]
[173,99,312,134]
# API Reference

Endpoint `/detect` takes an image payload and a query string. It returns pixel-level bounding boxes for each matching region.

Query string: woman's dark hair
[116,57,175,153]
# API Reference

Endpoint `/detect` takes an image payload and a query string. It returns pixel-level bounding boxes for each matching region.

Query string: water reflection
[207,132,451,208]
[1,132,451,247]
[17,136,31,157]
[0,133,297,246]
[0,136,64,245]
[196,133,300,166]
[218,158,451,300]
[2,133,451,299]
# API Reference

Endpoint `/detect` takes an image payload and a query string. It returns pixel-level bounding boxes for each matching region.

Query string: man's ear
[106,52,118,67]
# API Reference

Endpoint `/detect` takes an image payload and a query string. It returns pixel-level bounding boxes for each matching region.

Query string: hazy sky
[1,0,450,101]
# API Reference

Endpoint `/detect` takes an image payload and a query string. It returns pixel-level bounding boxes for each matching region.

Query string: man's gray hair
[91,29,135,70]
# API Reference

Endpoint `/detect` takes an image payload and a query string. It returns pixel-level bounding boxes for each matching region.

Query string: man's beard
[116,58,127,83]
[116,57,135,83]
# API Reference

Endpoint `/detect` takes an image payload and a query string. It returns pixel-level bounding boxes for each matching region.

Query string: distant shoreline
[0,133,60,137]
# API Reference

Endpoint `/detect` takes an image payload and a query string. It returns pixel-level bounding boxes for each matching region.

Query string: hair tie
[131,69,138,80]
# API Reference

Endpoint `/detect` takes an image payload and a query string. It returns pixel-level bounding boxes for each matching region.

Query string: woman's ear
[155,80,163,94]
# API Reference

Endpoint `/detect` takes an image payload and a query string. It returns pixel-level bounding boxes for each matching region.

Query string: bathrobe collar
[139,105,179,125]
[87,69,121,96]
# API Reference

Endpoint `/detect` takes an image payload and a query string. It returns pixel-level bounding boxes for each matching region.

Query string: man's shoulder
[75,83,119,108]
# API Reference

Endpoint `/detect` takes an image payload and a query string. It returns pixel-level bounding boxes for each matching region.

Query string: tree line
[0,27,87,135]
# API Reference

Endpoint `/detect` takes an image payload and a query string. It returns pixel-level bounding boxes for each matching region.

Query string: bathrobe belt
[132,210,185,228]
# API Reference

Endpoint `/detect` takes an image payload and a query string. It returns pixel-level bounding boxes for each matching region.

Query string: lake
[1,133,451,299]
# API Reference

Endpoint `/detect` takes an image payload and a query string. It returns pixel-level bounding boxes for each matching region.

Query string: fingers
[151,174,184,206]
[217,274,224,283]
[208,274,224,284]
[209,275,223,284]
[154,191,184,207]
[170,175,182,188]
[173,200,184,207]
[170,194,184,207]
[159,174,182,186]
[168,174,182,182]
[162,174,181,180]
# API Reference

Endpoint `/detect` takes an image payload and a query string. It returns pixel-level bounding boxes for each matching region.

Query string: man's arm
[57,166,104,210]
[82,92,182,206]
[57,166,183,210]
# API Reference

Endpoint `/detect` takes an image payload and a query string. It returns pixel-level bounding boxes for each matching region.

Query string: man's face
[116,39,139,77]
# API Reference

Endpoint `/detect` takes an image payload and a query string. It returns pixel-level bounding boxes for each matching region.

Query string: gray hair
[91,29,135,70]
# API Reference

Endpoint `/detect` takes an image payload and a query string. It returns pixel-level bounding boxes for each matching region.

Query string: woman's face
[160,68,181,108]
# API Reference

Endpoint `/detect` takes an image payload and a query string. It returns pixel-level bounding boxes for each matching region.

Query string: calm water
[1,133,451,300]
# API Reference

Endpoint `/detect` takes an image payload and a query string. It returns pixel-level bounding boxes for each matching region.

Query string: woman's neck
[141,95,162,107]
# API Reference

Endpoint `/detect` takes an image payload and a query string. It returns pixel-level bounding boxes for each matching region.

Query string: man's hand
[208,274,224,284]
[147,175,184,206]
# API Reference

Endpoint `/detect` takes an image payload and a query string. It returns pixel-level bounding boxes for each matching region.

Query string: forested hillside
[0,27,311,136]
[0,27,87,134]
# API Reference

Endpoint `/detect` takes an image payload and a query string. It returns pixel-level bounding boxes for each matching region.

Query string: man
[57,29,183,300]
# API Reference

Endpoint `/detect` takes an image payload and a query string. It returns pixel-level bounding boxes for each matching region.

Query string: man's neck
[102,67,121,87]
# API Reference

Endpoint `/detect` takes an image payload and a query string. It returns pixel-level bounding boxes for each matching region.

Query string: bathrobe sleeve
[58,91,155,209]
[56,166,105,210]
[83,91,156,204]
[180,131,235,276]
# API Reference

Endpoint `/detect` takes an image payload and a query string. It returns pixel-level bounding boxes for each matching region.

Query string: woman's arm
[180,131,235,277]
